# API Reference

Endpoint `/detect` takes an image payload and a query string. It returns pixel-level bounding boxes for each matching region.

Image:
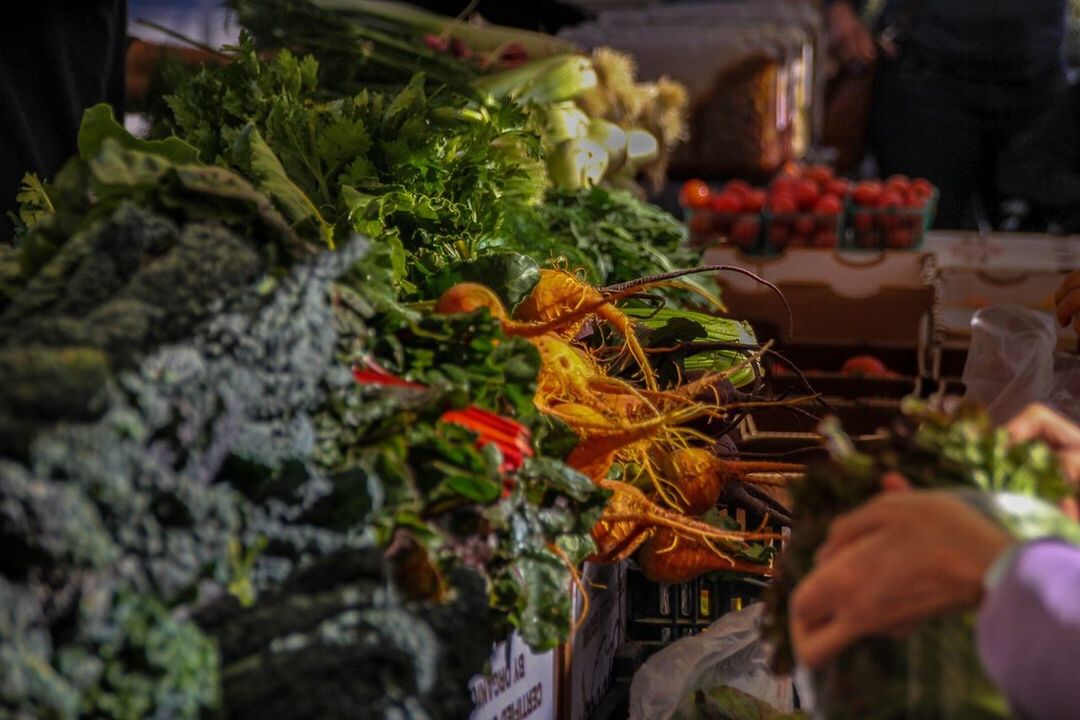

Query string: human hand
[827,1,877,66]
[789,484,1014,669]
[1006,403,1080,518]
[1055,270,1080,336]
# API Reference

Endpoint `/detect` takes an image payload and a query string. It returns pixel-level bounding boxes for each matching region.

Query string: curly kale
[0,238,498,719]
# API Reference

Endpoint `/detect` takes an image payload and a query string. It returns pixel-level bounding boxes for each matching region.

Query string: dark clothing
[998,80,1080,232]
[838,0,1068,79]
[0,2,128,240]
[870,48,1064,229]
[831,0,1069,229]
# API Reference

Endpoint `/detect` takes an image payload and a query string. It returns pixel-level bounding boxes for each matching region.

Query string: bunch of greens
[765,399,1073,720]
[159,38,548,294]
[507,185,701,289]
[315,272,608,650]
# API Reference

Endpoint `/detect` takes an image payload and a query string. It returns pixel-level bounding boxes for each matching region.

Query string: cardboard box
[700,245,935,347]
[470,632,557,720]
[924,231,1077,351]
[559,562,627,720]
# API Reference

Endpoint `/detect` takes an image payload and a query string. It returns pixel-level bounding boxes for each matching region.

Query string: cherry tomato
[911,178,935,198]
[853,211,874,232]
[680,179,711,210]
[793,179,821,211]
[852,180,883,207]
[886,174,911,186]
[813,230,837,248]
[791,216,814,238]
[805,164,834,186]
[841,355,890,377]
[730,217,760,250]
[724,179,754,198]
[769,193,798,215]
[826,179,851,198]
[744,189,767,212]
[768,223,791,250]
[887,229,914,249]
[710,192,743,214]
[689,212,714,236]
[814,195,843,215]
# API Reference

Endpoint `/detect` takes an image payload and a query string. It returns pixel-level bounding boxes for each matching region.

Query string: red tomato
[779,161,804,178]
[841,355,890,377]
[805,164,834,186]
[853,211,874,232]
[826,179,851,198]
[680,179,711,210]
[794,216,816,237]
[744,189,767,212]
[724,179,753,198]
[814,195,843,215]
[813,230,837,248]
[771,176,797,197]
[911,178,935,198]
[710,192,743,214]
[817,217,839,233]
[887,229,914,249]
[879,190,905,209]
[852,180,883,207]
[689,212,714,236]
[730,217,760,250]
[769,194,798,215]
[886,174,911,185]
[793,179,821,211]
[768,223,791,250]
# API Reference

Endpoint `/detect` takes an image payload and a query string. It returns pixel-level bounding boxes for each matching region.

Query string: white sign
[469,631,556,720]
[565,562,627,720]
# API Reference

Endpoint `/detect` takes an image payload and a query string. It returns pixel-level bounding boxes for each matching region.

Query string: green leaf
[232,124,334,247]
[426,251,541,309]
[78,104,199,164]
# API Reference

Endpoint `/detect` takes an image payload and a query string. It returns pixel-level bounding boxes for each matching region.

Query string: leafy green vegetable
[764,399,1073,720]
[505,185,710,294]
[77,103,200,164]
[158,40,548,291]
[428,251,541,309]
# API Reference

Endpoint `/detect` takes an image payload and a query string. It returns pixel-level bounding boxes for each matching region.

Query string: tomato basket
[844,188,938,251]
[686,209,764,253]
[760,208,846,254]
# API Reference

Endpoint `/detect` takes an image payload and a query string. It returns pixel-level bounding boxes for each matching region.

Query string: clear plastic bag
[962,306,1079,425]
[628,603,795,720]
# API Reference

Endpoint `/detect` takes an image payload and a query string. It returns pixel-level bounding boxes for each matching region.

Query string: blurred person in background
[791,402,1080,719]
[826,0,1069,230]
[0,1,226,241]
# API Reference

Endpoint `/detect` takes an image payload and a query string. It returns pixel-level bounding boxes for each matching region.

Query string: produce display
[0,2,809,717]
[764,400,1075,719]
[682,164,937,253]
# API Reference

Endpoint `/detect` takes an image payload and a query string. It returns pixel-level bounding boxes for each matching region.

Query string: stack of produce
[680,163,937,253]
[229,0,688,193]
[0,5,807,718]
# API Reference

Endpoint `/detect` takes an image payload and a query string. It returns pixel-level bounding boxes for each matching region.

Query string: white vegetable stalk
[545,102,591,144]
[547,138,610,190]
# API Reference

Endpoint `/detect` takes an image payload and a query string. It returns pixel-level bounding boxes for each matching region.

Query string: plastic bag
[962,305,1080,425]
[629,603,794,720]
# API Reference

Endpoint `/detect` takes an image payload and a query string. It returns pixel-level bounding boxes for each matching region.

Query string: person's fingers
[1057,287,1080,329]
[881,472,913,493]
[817,497,897,560]
[792,613,860,669]
[1060,449,1080,486]
[1006,403,1080,449]
[1054,272,1080,305]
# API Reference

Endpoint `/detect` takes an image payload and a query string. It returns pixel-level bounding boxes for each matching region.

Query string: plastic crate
[624,564,773,655]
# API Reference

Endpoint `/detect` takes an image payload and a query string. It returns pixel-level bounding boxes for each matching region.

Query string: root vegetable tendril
[603,264,793,335]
